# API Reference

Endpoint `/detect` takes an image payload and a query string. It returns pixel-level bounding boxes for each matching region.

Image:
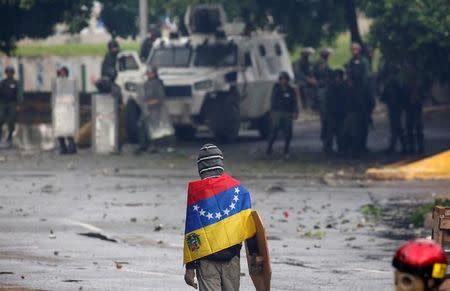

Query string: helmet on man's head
[108,39,119,50]
[393,239,447,282]
[278,71,290,82]
[5,66,15,74]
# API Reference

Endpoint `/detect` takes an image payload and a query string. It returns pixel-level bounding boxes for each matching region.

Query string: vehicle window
[118,55,139,71]
[274,43,282,56]
[259,45,266,57]
[244,52,253,67]
[149,47,192,67]
[194,44,238,67]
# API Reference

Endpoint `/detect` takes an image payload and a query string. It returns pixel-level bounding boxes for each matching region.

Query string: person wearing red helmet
[393,239,448,291]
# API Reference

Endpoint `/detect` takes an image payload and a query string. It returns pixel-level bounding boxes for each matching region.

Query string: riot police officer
[266,72,299,157]
[0,66,19,145]
[404,68,427,154]
[293,47,315,109]
[313,48,333,151]
[345,42,374,154]
[378,62,407,154]
[134,66,166,155]
[101,39,120,79]
[55,66,77,154]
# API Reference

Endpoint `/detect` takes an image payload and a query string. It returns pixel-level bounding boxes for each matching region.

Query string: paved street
[0,107,449,290]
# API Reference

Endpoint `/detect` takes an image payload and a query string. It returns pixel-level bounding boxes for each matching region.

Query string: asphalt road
[0,106,449,291]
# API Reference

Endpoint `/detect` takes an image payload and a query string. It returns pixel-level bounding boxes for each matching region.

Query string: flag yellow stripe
[183,209,256,264]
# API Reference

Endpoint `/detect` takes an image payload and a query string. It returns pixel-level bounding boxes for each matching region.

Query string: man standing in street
[293,47,315,110]
[0,66,19,146]
[266,72,299,158]
[313,48,333,151]
[184,144,260,291]
[134,66,166,154]
[378,62,407,154]
[345,42,373,154]
[404,67,427,154]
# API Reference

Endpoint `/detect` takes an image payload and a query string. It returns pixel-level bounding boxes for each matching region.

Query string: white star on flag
[199,209,206,216]
[234,187,240,194]
[193,205,200,211]
[230,203,236,210]
[206,212,213,220]
[233,195,239,202]
[215,212,222,219]
[223,209,230,216]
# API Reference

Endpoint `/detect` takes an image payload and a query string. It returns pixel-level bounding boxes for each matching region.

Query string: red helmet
[393,239,447,280]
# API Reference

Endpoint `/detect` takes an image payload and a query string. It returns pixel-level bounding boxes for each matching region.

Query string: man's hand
[249,254,264,275]
[184,269,198,289]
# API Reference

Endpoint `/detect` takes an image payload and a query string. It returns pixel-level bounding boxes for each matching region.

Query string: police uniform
[345,55,373,153]
[135,77,166,153]
[379,64,407,153]
[0,75,19,143]
[266,81,299,155]
[313,57,332,149]
[294,57,312,109]
[404,76,427,154]
[101,40,119,79]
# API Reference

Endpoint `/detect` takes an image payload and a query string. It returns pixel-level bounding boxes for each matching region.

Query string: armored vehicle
[116,4,294,140]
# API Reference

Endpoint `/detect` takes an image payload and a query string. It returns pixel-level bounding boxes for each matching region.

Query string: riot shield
[92,94,119,154]
[52,78,79,137]
[137,84,174,140]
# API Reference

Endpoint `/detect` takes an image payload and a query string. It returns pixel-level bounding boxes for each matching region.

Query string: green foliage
[99,0,138,38]
[144,0,346,48]
[411,199,450,227]
[0,0,93,55]
[361,0,450,79]
[360,203,381,221]
[15,42,140,57]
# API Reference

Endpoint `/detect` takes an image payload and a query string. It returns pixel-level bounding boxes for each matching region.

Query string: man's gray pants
[196,256,240,291]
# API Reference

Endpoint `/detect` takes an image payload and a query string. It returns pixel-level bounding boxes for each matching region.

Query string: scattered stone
[125,203,143,207]
[54,251,59,256]
[130,217,137,223]
[67,161,75,170]
[78,232,117,243]
[21,275,25,279]
[115,262,123,269]
[154,224,163,232]
[49,229,56,239]
[345,237,356,241]
[265,183,285,193]
[267,236,282,241]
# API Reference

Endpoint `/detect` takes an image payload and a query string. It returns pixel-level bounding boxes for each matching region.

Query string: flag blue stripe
[185,185,251,233]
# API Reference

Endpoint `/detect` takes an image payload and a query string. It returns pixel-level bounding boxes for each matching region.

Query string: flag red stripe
[187,174,240,206]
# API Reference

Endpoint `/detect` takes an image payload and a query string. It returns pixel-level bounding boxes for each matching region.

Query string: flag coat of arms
[183,174,256,264]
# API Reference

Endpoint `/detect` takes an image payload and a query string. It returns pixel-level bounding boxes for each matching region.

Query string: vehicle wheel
[210,92,240,142]
[257,113,271,140]
[174,126,197,141]
[125,99,141,144]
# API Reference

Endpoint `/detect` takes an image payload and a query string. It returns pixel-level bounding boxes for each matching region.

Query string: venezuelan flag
[183,174,256,264]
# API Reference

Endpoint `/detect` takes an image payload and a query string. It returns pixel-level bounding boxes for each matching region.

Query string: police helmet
[278,71,290,82]
[5,66,15,74]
